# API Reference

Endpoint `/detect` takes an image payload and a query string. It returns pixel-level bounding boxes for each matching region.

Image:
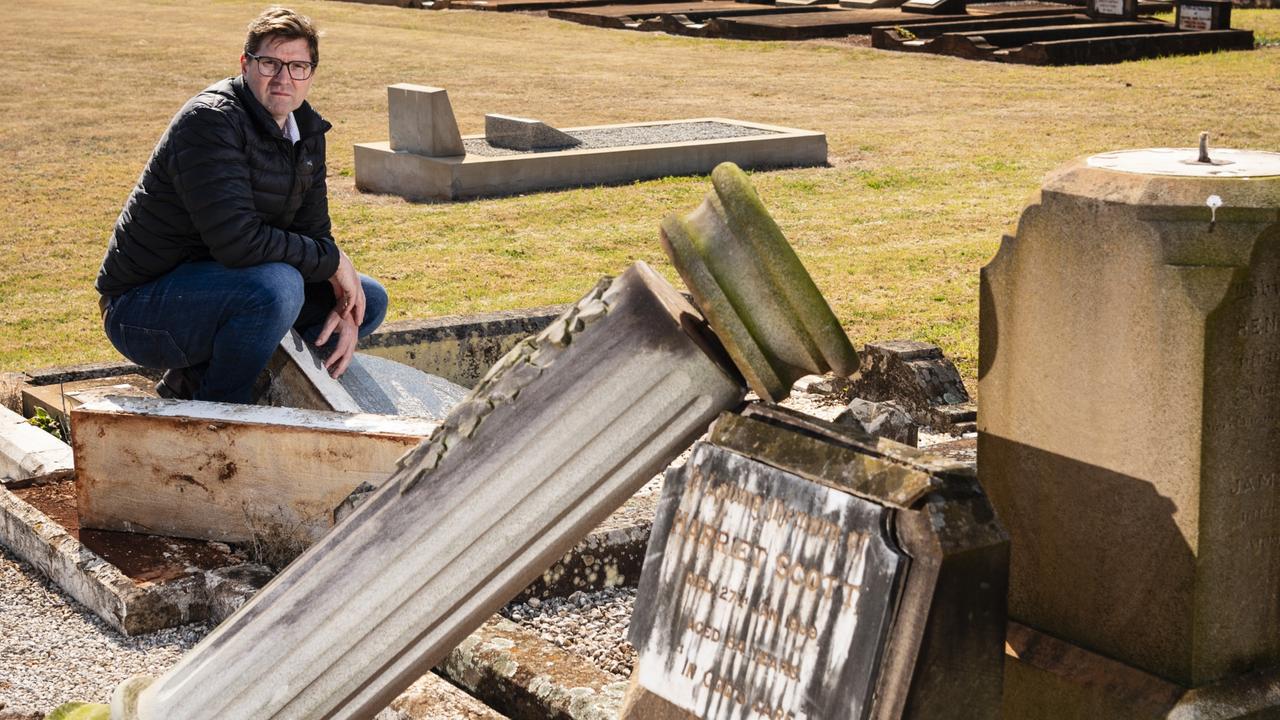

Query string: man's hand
[315,310,359,378]
[329,250,366,326]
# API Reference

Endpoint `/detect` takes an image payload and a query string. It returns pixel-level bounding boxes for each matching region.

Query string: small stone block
[484,113,581,151]
[388,83,464,158]
[836,398,920,447]
[847,339,971,429]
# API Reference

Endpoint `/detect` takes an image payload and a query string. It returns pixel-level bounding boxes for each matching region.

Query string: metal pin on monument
[1206,194,1222,232]
[1198,131,1212,164]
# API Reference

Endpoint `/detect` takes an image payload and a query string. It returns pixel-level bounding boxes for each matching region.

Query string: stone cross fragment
[981,146,1280,708]
[387,83,464,158]
[106,261,746,720]
[484,113,581,151]
[660,162,859,402]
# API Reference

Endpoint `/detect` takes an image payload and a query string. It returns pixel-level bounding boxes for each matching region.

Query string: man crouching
[96,6,386,403]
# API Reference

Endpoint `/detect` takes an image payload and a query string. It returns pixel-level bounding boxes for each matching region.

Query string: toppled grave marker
[622,404,1008,719]
[1,307,565,643]
[356,85,826,201]
[484,113,581,151]
[660,162,859,402]
[982,143,1280,715]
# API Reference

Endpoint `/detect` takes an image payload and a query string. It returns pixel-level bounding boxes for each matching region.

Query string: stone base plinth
[1003,622,1280,720]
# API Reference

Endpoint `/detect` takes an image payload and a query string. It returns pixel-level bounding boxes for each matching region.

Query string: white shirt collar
[283,112,300,144]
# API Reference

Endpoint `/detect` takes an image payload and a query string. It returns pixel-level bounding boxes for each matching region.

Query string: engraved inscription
[633,444,905,720]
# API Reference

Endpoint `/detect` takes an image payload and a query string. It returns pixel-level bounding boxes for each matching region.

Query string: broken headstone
[845,339,973,432]
[624,404,1007,719]
[835,397,919,446]
[660,162,858,402]
[103,262,745,720]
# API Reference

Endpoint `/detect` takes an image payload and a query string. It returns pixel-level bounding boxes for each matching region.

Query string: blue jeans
[103,261,388,404]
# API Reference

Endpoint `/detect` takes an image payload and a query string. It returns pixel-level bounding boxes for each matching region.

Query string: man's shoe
[155,368,198,400]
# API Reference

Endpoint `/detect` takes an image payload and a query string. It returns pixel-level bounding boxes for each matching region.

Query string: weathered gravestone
[623,403,1009,720]
[981,145,1280,716]
[387,83,464,158]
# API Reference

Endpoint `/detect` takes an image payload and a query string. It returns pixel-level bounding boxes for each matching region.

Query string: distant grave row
[332,0,1256,65]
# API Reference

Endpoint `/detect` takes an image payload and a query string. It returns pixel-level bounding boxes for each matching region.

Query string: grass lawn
[2,0,1277,387]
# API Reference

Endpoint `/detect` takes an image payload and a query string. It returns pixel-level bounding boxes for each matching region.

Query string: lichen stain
[218,462,237,482]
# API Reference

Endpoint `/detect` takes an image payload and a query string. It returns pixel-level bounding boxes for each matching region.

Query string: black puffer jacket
[96,76,339,296]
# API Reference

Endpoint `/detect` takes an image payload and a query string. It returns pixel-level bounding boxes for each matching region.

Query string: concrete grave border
[355,118,827,201]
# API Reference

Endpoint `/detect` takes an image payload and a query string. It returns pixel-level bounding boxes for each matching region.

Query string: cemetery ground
[1,0,1279,717]
[3,0,1279,386]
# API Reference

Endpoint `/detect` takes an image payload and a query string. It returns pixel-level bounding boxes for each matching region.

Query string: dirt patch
[12,478,240,584]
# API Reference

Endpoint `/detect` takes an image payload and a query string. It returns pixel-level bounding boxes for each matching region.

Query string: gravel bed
[501,587,638,678]
[0,545,206,716]
[463,121,778,157]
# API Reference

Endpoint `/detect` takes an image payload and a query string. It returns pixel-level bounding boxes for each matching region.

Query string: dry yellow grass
[2,0,1277,384]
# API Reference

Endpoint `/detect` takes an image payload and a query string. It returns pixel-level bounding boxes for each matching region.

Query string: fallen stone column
[108,260,746,720]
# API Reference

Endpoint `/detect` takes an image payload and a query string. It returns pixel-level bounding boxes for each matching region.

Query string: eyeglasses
[246,51,316,81]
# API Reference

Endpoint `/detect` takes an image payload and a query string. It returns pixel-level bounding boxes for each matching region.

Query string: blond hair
[244,6,319,64]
